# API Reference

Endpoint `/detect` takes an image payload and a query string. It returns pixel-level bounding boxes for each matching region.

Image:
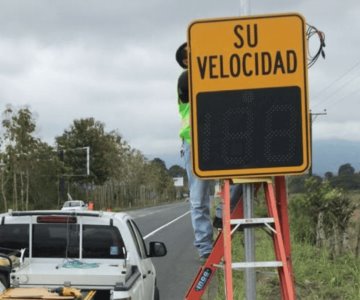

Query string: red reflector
[37,216,77,223]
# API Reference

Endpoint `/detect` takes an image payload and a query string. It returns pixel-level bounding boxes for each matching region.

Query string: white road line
[143,211,190,240]
[130,202,187,218]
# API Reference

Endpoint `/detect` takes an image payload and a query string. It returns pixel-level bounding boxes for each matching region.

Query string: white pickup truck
[0,210,167,300]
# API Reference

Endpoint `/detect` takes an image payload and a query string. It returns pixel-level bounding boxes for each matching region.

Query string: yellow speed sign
[188,13,310,178]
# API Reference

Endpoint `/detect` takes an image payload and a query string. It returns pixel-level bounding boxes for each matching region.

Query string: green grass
[214,229,280,300]
[211,230,360,299]
[208,189,360,299]
[293,243,360,299]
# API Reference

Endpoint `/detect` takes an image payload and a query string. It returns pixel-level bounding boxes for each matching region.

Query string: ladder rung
[232,261,283,269]
[230,218,274,225]
[214,261,283,269]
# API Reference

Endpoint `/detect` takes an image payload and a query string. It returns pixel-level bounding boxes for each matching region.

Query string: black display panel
[195,86,304,172]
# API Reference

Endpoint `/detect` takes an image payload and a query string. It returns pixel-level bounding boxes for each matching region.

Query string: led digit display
[196,86,303,173]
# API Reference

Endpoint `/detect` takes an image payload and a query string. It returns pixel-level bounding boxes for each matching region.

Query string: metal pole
[243,184,256,299]
[85,146,90,176]
[309,109,327,176]
[240,0,251,15]
[239,1,256,299]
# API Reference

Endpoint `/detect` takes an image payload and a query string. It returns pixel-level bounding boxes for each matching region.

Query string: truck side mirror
[148,241,167,257]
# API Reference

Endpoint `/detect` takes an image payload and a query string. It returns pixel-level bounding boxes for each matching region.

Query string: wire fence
[86,182,179,211]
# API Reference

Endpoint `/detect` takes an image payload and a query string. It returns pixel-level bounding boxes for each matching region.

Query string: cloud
[313,121,360,141]
[0,0,360,165]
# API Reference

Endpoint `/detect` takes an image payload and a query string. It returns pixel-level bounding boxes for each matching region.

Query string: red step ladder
[185,176,296,300]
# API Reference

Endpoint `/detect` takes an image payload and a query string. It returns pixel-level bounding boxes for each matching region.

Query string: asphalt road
[128,201,206,300]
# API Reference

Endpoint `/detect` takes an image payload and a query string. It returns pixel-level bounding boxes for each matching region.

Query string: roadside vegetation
[2,105,360,299]
[212,169,360,299]
[0,105,188,212]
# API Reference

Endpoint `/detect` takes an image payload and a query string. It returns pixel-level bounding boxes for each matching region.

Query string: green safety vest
[178,102,191,143]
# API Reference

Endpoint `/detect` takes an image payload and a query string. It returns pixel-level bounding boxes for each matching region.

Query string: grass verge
[211,230,360,299]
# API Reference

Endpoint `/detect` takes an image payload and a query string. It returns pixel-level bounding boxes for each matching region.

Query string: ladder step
[214,261,283,269]
[232,261,283,269]
[230,217,274,226]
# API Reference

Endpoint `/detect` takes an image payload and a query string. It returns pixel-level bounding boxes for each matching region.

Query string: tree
[147,158,175,200]
[328,163,360,190]
[338,163,355,176]
[168,164,188,194]
[290,177,355,256]
[168,165,186,178]
[56,118,123,186]
[28,141,62,209]
[2,106,38,210]
[287,174,323,194]
[324,171,333,180]
[151,158,167,170]
[0,106,61,210]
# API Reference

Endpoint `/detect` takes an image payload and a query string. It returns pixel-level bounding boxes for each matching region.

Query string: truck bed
[12,259,129,289]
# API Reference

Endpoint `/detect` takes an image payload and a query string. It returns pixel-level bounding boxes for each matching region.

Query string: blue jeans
[183,142,213,256]
[215,184,243,218]
[183,142,242,257]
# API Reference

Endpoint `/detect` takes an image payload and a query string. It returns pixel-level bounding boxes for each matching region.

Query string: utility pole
[239,1,256,299]
[240,0,250,15]
[58,149,66,203]
[309,109,327,176]
[84,146,90,176]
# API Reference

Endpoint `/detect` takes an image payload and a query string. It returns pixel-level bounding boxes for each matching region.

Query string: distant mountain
[151,139,360,177]
[312,139,360,176]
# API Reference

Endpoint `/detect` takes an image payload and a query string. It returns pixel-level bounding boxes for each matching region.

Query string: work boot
[213,216,223,229]
[213,216,243,231]
[199,252,210,263]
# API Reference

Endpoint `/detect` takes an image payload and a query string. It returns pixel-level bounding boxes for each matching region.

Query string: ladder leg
[185,188,244,300]
[275,176,295,280]
[186,178,296,299]
[223,180,233,300]
[264,182,296,300]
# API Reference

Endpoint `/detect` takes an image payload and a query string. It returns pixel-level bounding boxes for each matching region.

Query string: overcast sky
[0,0,359,166]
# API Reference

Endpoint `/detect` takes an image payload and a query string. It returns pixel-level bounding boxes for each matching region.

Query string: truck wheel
[154,285,160,300]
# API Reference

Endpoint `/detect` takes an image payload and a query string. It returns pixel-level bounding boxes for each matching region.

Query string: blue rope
[62,260,99,269]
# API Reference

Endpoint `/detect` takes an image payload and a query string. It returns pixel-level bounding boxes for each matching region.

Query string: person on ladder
[176,42,242,262]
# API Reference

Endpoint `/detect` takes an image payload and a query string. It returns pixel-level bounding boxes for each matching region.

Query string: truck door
[127,220,155,300]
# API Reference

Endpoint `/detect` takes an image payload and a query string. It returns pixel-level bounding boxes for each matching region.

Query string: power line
[312,61,360,109]
[312,74,360,109]
[319,87,360,110]
[312,61,360,99]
